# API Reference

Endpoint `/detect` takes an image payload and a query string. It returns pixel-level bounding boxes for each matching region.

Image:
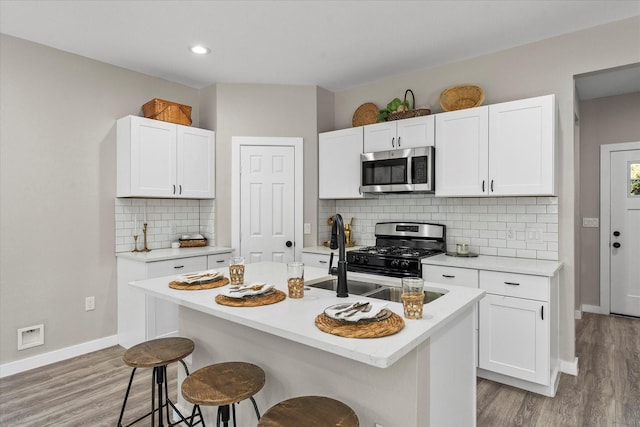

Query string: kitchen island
[130,262,484,427]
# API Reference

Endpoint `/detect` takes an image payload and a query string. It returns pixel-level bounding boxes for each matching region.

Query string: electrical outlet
[85,296,95,311]
[506,227,516,241]
[304,223,311,234]
[526,225,544,243]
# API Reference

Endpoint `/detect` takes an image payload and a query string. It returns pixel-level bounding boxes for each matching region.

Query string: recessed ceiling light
[190,45,210,55]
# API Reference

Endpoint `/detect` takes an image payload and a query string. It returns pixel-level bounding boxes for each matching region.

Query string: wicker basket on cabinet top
[142,98,192,126]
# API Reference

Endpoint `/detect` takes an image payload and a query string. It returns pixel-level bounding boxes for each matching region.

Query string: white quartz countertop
[302,245,365,255]
[423,253,563,276]
[116,246,232,262]
[130,262,484,368]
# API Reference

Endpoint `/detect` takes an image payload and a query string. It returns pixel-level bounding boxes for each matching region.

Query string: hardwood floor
[0,313,637,426]
[478,313,640,427]
[0,346,180,427]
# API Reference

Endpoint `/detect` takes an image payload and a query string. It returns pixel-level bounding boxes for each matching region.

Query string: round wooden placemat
[215,289,286,307]
[169,277,230,290]
[314,311,404,338]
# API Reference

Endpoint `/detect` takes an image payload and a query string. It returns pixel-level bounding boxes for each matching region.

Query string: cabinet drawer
[301,252,335,270]
[423,265,478,288]
[146,256,207,278]
[208,253,231,269]
[480,270,549,301]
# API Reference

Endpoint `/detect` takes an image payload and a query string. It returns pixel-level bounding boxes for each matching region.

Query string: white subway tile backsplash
[114,198,216,253]
[333,194,558,260]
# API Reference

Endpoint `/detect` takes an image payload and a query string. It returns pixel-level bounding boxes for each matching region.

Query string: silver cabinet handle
[504,281,520,286]
[179,185,182,195]
[391,137,395,147]
[442,274,455,278]
[398,136,401,147]
[216,259,225,263]
[174,265,185,269]
[173,184,176,194]
[319,260,328,264]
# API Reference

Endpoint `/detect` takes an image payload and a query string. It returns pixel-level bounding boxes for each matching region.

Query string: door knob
[613,231,620,236]
[285,241,293,247]
[613,242,621,248]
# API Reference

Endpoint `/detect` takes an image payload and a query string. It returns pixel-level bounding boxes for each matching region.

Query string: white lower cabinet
[117,253,230,348]
[477,270,559,396]
[423,265,479,367]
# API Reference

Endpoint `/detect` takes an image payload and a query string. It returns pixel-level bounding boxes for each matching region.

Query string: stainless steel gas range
[346,222,446,278]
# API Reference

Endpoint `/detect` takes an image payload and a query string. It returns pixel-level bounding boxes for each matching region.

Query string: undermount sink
[366,287,447,304]
[306,279,383,296]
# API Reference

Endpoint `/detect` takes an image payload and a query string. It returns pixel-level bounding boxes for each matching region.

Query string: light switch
[304,223,311,234]
[582,218,599,228]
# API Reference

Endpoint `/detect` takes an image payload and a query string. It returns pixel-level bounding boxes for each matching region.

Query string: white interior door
[610,149,640,317]
[240,145,296,263]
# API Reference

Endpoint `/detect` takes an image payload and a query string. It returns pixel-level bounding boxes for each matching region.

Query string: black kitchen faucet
[329,213,349,297]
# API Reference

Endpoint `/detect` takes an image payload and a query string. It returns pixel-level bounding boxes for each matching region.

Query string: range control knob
[362,256,369,265]
[401,260,410,269]
[390,259,400,267]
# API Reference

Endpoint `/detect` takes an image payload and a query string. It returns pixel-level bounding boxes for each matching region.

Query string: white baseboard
[560,357,579,376]
[0,335,118,378]
[582,304,609,315]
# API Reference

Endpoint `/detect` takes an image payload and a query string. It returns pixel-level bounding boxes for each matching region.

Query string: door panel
[610,149,640,317]
[241,145,295,263]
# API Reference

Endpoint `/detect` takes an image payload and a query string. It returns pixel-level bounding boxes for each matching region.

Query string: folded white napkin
[177,270,221,284]
[325,301,389,322]
[220,282,275,298]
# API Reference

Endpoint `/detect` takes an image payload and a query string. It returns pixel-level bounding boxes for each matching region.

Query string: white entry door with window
[232,137,303,264]
[609,148,640,317]
[600,142,640,317]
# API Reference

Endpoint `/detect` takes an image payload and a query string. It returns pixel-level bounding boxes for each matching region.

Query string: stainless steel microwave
[360,146,435,193]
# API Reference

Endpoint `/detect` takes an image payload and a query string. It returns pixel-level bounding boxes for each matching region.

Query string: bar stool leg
[249,397,261,419]
[117,368,137,427]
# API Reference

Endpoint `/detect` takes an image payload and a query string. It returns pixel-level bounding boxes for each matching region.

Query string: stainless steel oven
[360,146,434,193]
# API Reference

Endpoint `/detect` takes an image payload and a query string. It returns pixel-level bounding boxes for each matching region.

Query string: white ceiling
[1,0,639,95]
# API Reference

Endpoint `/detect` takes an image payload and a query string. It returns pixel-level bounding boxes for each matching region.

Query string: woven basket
[352,102,379,127]
[142,98,192,126]
[439,85,485,111]
[179,238,207,248]
[387,89,431,121]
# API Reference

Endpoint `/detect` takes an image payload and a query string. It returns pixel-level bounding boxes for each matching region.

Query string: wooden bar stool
[257,396,359,427]
[117,337,195,427]
[181,361,265,427]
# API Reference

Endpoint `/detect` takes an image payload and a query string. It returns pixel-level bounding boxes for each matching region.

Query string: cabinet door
[396,115,435,149]
[146,256,207,340]
[363,121,397,152]
[319,127,364,199]
[129,116,177,197]
[479,294,549,385]
[489,94,555,196]
[177,126,215,198]
[435,106,489,196]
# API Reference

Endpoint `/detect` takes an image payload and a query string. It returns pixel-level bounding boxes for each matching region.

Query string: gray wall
[334,17,640,364]
[209,83,321,249]
[579,93,640,306]
[0,34,199,364]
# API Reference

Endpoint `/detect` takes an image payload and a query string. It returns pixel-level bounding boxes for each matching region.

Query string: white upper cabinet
[117,115,215,198]
[435,106,489,196]
[435,94,556,197]
[489,95,555,196]
[319,127,364,199]
[364,115,435,153]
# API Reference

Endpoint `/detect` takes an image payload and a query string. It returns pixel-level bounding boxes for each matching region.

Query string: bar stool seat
[257,396,359,427]
[118,337,195,427]
[182,361,265,427]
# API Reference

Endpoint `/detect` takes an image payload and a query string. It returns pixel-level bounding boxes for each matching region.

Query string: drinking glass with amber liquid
[401,277,425,319]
